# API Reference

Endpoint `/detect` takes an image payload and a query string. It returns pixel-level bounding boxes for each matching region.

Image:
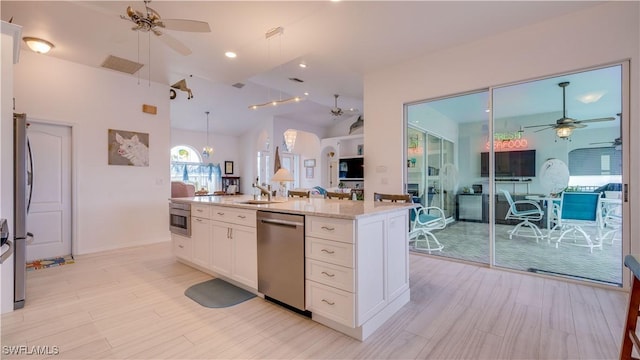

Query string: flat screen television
[339,157,364,179]
[480,150,536,177]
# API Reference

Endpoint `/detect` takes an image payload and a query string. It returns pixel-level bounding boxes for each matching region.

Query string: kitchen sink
[235,199,287,205]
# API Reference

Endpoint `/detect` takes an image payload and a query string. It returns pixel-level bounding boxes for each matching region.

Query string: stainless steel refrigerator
[13,113,33,310]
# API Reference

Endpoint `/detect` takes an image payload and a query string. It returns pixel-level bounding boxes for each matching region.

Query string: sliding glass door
[405,63,628,287]
[492,64,625,286]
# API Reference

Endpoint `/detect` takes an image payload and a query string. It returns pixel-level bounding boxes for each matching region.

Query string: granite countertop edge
[169,195,417,220]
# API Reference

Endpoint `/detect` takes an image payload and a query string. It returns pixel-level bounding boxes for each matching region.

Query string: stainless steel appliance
[169,201,191,237]
[257,211,305,312]
[13,113,34,310]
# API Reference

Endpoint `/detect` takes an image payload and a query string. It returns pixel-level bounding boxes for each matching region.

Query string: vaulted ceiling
[2,1,605,136]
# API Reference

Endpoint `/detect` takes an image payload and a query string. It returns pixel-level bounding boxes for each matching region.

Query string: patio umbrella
[274,146,282,173]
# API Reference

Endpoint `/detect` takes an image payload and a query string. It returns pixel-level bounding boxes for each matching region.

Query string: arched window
[170,145,222,193]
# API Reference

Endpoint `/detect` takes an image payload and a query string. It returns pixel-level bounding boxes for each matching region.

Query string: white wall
[170,128,241,177]
[364,1,639,246]
[13,52,171,255]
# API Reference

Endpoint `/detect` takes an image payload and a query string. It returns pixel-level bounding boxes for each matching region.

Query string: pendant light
[283,129,297,152]
[202,111,213,158]
[248,26,302,110]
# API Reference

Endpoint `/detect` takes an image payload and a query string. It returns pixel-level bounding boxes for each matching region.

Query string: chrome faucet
[252,182,271,201]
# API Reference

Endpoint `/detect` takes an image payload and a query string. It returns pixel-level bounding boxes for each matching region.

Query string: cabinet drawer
[211,207,256,227]
[172,234,192,260]
[191,204,210,219]
[306,281,354,327]
[306,216,353,243]
[306,237,354,268]
[306,259,354,292]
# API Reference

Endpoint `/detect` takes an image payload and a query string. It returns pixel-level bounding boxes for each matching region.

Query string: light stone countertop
[169,195,417,220]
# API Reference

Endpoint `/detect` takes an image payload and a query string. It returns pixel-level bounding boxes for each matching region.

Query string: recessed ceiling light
[485,109,491,113]
[299,63,307,68]
[225,51,237,58]
[304,92,309,96]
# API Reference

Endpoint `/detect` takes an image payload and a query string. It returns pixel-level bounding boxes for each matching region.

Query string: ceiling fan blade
[154,31,192,55]
[589,141,613,145]
[524,124,555,128]
[575,117,615,124]
[158,19,211,32]
[573,123,587,128]
[534,127,553,133]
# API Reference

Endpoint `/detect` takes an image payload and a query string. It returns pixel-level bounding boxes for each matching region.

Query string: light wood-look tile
[1,241,627,359]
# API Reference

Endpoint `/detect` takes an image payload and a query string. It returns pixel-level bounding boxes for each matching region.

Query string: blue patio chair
[554,192,603,253]
[408,200,446,254]
[501,189,544,242]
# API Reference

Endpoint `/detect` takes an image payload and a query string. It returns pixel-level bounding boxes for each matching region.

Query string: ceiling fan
[330,94,359,117]
[590,137,622,149]
[120,0,211,56]
[524,82,615,139]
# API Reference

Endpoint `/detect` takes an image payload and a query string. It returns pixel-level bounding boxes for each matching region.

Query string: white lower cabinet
[209,207,258,289]
[229,224,257,289]
[191,216,211,269]
[305,212,409,332]
[172,233,192,261]
[210,221,233,277]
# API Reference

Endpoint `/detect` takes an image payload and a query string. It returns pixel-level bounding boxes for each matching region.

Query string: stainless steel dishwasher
[257,211,306,312]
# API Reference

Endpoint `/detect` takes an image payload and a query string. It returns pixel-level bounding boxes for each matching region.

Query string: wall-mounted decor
[224,161,234,174]
[108,129,149,167]
[306,167,314,179]
[304,159,316,167]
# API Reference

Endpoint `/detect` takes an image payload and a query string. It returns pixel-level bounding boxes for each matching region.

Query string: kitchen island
[170,195,415,341]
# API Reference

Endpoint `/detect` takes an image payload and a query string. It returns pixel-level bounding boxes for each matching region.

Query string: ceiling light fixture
[299,62,307,68]
[555,126,573,139]
[577,91,605,104]
[23,37,54,54]
[225,51,237,58]
[248,26,303,110]
[283,129,297,152]
[202,111,214,158]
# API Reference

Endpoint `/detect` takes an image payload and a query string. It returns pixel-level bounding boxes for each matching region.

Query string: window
[170,145,221,192]
[568,147,622,189]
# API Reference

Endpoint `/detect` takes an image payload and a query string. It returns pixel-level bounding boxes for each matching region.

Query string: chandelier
[202,111,213,158]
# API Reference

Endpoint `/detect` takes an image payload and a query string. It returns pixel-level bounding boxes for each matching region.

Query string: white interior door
[26,122,72,261]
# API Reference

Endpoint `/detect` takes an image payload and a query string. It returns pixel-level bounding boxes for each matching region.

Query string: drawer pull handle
[196,209,204,212]
[321,226,335,231]
[321,249,335,254]
[217,212,225,215]
[321,271,335,278]
[237,215,246,219]
[178,245,184,249]
[196,218,203,222]
[321,299,335,306]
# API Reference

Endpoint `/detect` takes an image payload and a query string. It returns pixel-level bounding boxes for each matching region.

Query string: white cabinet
[229,225,257,289]
[211,221,232,277]
[210,206,258,289]
[305,211,409,337]
[172,233,192,261]
[191,216,210,269]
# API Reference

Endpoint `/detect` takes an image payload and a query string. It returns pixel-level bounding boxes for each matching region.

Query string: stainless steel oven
[169,201,191,237]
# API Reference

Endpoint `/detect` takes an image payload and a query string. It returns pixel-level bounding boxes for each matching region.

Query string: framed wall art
[224,161,234,174]
[108,129,149,167]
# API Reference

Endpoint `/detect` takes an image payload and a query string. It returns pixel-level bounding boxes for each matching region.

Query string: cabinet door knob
[178,245,184,249]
